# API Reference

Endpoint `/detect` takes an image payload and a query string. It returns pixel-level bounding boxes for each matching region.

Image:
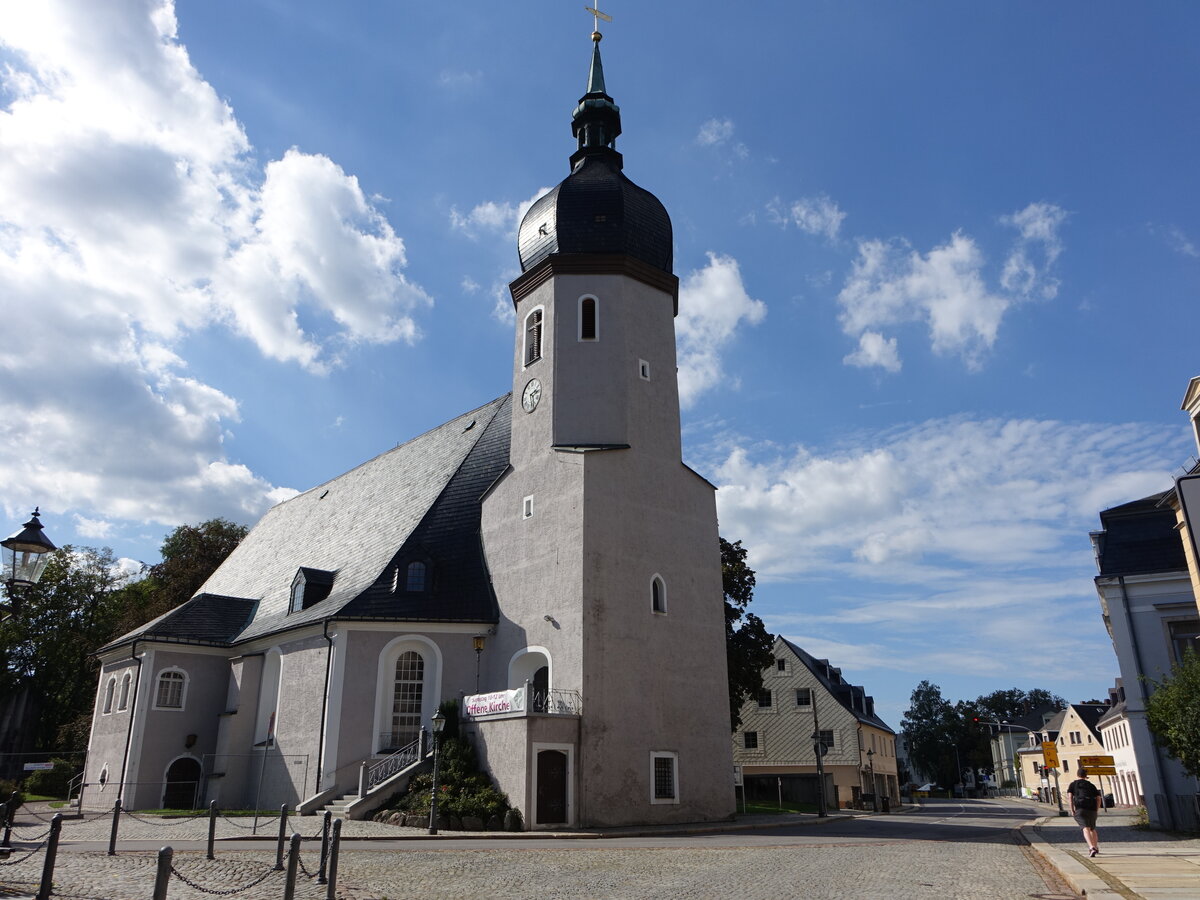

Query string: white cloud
[696,117,735,146]
[1164,225,1199,259]
[712,416,1180,585]
[438,69,482,89]
[450,188,551,239]
[769,195,846,241]
[836,204,1067,372]
[74,514,114,539]
[676,253,767,407]
[0,0,425,528]
[843,330,901,372]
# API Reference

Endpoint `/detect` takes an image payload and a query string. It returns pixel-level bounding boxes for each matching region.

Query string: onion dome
[517,33,672,274]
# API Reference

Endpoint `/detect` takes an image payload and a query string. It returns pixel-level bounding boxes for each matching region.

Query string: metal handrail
[528,687,582,716]
[362,730,426,795]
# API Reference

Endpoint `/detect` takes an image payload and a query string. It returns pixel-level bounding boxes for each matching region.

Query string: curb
[1020,824,1124,898]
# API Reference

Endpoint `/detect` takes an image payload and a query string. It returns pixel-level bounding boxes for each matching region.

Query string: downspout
[1118,575,1175,830]
[117,640,142,807]
[314,620,334,792]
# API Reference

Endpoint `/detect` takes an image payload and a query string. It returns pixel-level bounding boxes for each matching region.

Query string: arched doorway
[162,757,201,810]
[535,749,568,826]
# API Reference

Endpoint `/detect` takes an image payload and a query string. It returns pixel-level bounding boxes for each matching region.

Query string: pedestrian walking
[1067,765,1101,857]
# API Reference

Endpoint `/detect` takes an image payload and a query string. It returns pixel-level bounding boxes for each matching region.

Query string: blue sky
[2,1,1197,729]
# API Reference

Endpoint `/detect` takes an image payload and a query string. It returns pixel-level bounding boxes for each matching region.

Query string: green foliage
[1145,648,1200,779]
[22,758,76,798]
[722,537,775,731]
[902,681,961,789]
[392,732,512,822]
[0,780,24,810]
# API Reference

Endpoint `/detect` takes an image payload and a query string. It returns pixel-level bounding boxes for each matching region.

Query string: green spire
[571,33,621,162]
[586,38,607,95]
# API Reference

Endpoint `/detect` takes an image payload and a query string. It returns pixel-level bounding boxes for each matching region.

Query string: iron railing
[528,687,582,716]
[363,730,426,795]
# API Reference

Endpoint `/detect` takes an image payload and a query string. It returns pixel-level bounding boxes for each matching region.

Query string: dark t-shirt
[1067,779,1099,810]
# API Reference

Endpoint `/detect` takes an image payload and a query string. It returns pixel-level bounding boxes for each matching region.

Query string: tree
[901,681,961,789]
[107,518,247,640]
[722,537,774,731]
[1145,648,1200,778]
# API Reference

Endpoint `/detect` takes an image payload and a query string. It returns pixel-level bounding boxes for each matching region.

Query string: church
[83,28,735,829]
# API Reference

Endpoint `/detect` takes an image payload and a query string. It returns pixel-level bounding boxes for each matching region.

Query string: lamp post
[866,749,876,811]
[1,508,57,620]
[472,634,486,694]
[427,709,447,835]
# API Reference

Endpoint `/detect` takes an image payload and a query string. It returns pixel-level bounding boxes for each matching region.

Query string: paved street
[1,799,1078,900]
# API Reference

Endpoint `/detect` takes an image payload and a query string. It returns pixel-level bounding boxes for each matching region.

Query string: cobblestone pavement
[0,800,1081,900]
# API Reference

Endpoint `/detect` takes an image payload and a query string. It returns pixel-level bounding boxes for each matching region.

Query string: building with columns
[83,30,734,829]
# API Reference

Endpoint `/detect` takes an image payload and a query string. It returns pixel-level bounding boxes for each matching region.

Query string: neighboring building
[82,32,735,829]
[985,706,1057,797]
[1092,487,1199,829]
[732,637,898,810]
[1051,703,1109,779]
[1095,680,1142,808]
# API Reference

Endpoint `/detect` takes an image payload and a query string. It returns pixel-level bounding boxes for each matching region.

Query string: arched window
[117,672,131,711]
[388,651,425,750]
[102,677,116,714]
[651,575,667,614]
[524,308,543,366]
[154,670,187,710]
[406,561,427,592]
[579,295,598,341]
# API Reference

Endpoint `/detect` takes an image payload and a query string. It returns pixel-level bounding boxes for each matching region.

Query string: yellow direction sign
[1079,755,1115,768]
[1087,767,1118,776]
[1041,741,1060,768]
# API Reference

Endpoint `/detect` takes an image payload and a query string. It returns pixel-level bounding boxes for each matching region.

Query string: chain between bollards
[317,809,331,884]
[207,800,218,860]
[282,833,301,900]
[107,798,121,856]
[273,803,288,871]
[152,846,172,900]
[34,813,62,900]
[325,818,342,900]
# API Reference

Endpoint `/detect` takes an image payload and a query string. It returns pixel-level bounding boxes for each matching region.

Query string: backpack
[1072,779,1099,809]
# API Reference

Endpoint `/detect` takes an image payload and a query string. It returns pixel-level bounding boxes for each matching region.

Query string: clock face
[521,378,542,413]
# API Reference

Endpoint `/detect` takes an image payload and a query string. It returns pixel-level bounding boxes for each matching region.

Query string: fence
[0,795,345,900]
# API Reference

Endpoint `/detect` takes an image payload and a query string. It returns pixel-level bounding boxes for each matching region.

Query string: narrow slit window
[523,496,534,519]
[579,296,598,341]
[639,359,650,381]
[651,576,666,614]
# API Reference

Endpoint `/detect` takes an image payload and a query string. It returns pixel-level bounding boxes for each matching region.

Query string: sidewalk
[1021,806,1200,899]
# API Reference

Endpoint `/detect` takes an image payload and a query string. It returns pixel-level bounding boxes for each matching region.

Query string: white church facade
[83,31,735,829]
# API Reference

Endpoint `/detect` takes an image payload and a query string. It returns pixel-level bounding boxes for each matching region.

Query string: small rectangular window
[818,729,834,749]
[776,658,786,672]
[523,496,534,519]
[743,731,758,749]
[795,688,812,707]
[650,752,678,804]
[757,689,772,708]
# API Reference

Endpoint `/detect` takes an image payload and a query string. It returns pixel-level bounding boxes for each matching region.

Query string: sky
[1,1,1198,730]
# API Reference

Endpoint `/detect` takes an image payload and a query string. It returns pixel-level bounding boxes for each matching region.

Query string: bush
[23,759,76,799]
[0,779,25,812]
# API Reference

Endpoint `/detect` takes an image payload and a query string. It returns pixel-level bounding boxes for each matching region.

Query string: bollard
[107,799,121,856]
[206,800,217,860]
[1,790,17,849]
[35,813,63,900]
[325,818,342,900]
[317,810,331,884]
[274,804,288,871]
[152,846,172,900]
[282,833,301,900]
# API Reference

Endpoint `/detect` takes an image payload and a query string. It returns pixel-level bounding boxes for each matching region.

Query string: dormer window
[406,561,427,593]
[289,567,336,613]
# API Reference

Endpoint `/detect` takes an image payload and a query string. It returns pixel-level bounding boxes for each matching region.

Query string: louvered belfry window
[525,309,543,365]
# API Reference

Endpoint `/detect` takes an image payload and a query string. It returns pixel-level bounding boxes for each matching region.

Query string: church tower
[479,28,733,827]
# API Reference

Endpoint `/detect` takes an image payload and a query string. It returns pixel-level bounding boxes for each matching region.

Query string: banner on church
[463,688,526,719]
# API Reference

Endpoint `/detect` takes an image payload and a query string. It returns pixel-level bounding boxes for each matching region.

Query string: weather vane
[584,4,612,41]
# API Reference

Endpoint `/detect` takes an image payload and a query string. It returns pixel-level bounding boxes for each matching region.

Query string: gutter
[315,620,334,792]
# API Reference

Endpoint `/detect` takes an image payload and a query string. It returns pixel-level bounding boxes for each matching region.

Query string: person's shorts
[1073,808,1098,828]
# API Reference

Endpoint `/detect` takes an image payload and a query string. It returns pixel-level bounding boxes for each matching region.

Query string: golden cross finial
[584,4,612,41]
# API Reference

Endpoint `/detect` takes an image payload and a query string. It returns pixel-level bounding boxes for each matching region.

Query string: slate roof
[780,637,894,733]
[101,395,512,652]
[1094,491,1187,576]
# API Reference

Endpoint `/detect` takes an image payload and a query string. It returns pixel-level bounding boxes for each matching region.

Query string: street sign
[1086,766,1118,776]
[1078,755,1115,768]
[733,765,743,787]
[1041,741,1059,768]
[23,762,53,771]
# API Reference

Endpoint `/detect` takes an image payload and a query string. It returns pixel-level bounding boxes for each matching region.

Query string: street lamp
[428,709,447,835]
[1,508,56,619]
[472,634,486,693]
